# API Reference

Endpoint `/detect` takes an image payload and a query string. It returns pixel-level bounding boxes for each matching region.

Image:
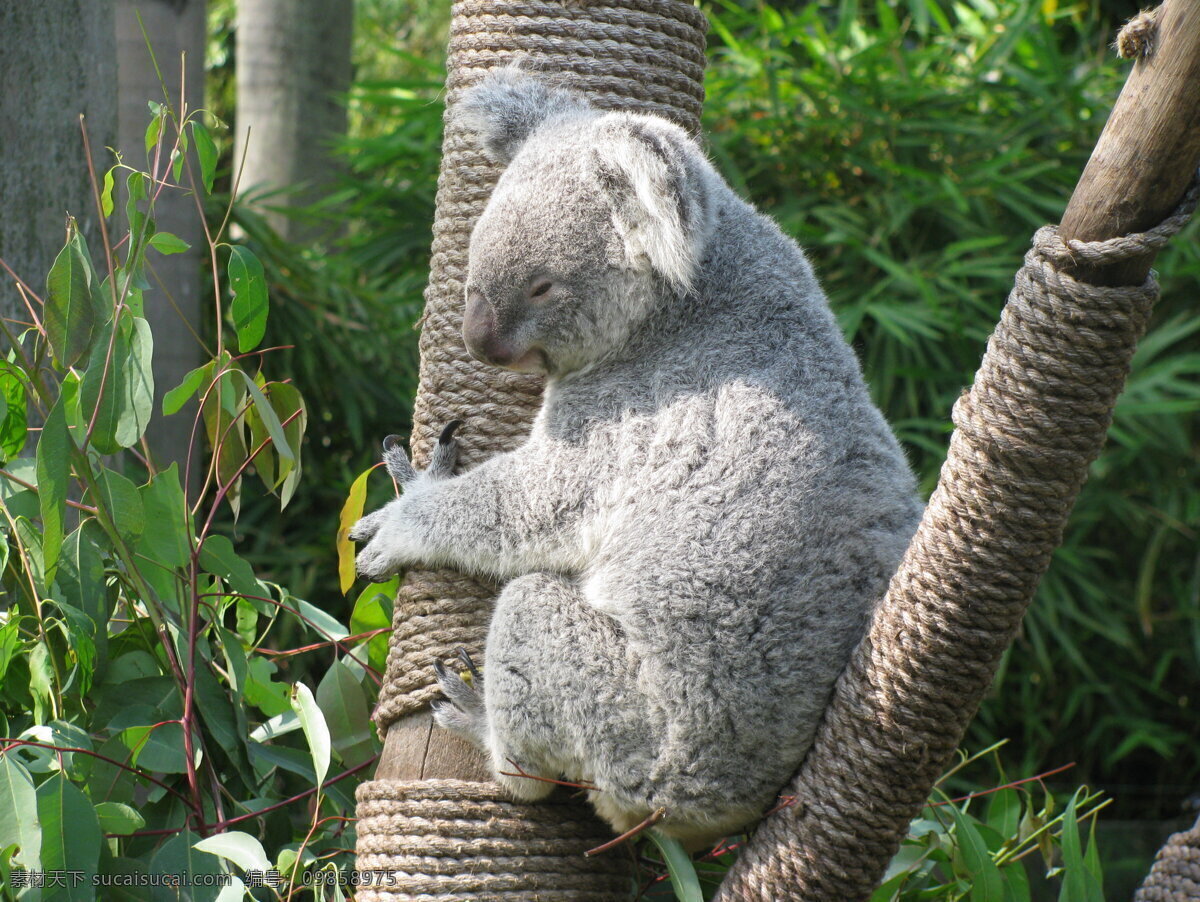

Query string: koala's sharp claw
[456,647,483,684]
[427,421,461,480]
[383,434,404,452]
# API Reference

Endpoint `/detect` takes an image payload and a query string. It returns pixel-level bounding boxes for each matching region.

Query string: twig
[586,807,667,857]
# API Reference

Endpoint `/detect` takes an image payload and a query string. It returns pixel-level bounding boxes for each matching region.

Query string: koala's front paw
[431,648,489,749]
[351,422,464,581]
[381,420,462,487]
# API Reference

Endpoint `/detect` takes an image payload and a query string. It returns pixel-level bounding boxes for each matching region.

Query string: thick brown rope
[356,4,706,900]
[373,0,708,731]
[1136,814,1200,901]
[714,184,1199,901]
[355,781,631,901]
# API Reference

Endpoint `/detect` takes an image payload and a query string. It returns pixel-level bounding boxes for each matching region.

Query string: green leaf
[193,121,218,194]
[317,659,375,768]
[124,170,150,260]
[149,830,225,902]
[91,467,145,544]
[198,534,261,599]
[45,229,99,369]
[234,371,294,461]
[269,382,306,508]
[37,773,102,900]
[338,467,373,594]
[93,802,145,835]
[950,804,1004,902]
[118,721,189,774]
[1058,792,1104,902]
[136,463,192,569]
[101,167,116,218]
[193,831,270,873]
[79,310,155,454]
[645,831,703,902]
[228,246,269,353]
[290,682,331,786]
[986,788,1022,841]
[0,755,40,868]
[290,596,348,642]
[162,360,212,416]
[147,231,190,255]
[36,396,71,583]
[0,362,28,464]
[145,114,163,155]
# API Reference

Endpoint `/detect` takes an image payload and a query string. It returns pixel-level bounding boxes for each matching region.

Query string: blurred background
[2,0,1198,892]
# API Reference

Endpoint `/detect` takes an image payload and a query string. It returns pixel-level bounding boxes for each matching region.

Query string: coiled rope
[712,184,1199,901]
[1136,814,1200,901]
[355,3,707,899]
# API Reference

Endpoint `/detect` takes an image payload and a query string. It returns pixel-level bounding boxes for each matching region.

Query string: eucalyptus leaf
[228,246,269,353]
[290,683,330,786]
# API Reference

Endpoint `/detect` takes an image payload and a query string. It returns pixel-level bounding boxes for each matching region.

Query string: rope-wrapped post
[354,2,708,898]
[715,2,1200,898]
[1135,813,1200,901]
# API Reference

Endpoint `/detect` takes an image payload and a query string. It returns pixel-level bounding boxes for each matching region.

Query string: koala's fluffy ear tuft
[453,67,594,164]
[593,118,718,292]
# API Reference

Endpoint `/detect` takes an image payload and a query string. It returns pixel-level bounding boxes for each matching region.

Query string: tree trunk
[116,0,207,480]
[0,1,116,320]
[234,0,354,242]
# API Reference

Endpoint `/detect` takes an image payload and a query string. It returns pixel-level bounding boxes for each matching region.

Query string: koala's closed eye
[529,280,553,299]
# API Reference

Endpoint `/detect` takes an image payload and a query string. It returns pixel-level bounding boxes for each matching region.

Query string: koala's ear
[593,118,718,291]
[453,68,593,164]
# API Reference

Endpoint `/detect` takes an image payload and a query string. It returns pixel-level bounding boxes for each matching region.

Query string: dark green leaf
[79,310,154,454]
[198,534,260,599]
[317,659,375,768]
[36,396,71,583]
[136,463,192,569]
[192,121,218,194]
[148,830,225,902]
[162,361,212,416]
[0,363,27,464]
[950,805,1004,902]
[37,774,102,900]
[228,245,269,352]
[45,229,99,369]
[93,802,145,835]
[90,468,145,544]
[0,755,39,867]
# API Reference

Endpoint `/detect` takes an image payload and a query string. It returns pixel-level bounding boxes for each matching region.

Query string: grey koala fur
[352,69,923,846]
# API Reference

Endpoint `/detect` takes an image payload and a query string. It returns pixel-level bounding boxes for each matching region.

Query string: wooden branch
[1058,0,1200,286]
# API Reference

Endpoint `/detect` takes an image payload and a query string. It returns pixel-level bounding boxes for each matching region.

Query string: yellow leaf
[336,467,375,595]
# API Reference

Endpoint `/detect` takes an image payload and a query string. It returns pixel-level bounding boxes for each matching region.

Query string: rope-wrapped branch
[713,185,1198,901]
[1136,814,1200,901]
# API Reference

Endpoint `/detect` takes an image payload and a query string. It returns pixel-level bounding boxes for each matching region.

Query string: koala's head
[454,69,719,377]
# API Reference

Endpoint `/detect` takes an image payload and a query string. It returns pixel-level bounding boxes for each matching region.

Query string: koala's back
[540,194,922,823]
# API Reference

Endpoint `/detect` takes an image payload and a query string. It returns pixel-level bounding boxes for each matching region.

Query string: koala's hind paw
[431,648,488,748]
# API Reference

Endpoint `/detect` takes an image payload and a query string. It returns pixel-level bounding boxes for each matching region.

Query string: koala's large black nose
[463,289,517,366]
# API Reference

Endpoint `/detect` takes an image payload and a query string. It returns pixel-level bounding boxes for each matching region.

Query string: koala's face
[464,141,645,377]
[457,70,718,378]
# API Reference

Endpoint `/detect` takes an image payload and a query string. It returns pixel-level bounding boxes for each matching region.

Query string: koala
[352,69,923,847]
